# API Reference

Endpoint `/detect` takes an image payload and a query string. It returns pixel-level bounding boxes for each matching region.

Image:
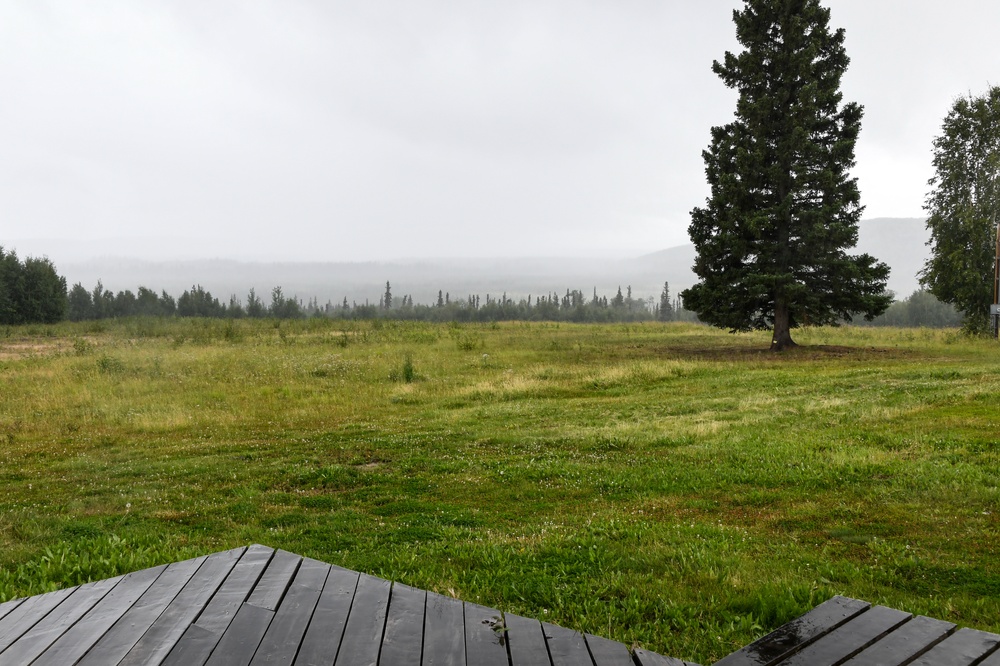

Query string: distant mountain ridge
[54,218,928,306]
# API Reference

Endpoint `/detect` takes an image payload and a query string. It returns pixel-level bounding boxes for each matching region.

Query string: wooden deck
[714,595,1000,666]
[0,544,696,666]
[3,545,996,665]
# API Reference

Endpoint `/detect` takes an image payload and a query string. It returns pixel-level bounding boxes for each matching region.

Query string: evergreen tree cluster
[0,248,67,325]
[63,279,692,324]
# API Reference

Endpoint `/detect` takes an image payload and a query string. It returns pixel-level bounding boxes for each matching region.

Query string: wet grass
[0,319,999,662]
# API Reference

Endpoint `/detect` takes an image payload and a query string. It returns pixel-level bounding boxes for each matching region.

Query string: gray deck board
[117,546,246,666]
[204,602,275,666]
[778,605,912,666]
[633,648,690,666]
[379,582,426,666]
[78,555,207,665]
[249,558,329,666]
[293,566,359,666]
[586,633,633,666]
[0,598,25,625]
[423,592,466,666]
[504,613,550,666]
[247,549,301,612]
[838,615,956,666]
[0,574,122,665]
[195,544,274,635]
[31,564,166,666]
[907,627,1000,666]
[543,621,593,666]
[0,585,77,652]
[464,602,507,666]
[333,573,391,666]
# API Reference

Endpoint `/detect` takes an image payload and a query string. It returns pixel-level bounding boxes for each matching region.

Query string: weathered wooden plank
[585,633,633,666]
[204,602,276,666]
[543,621,593,666]
[292,566,359,666]
[161,546,274,666]
[504,613,550,666]
[907,627,1000,666]
[778,605,912,666]
[841,615,956,666]
[0,597,25,624]
[422,591,466,666]
[162,622,229,666]
[632,648,689,666]
[0,574,122,664]
[379,582,427,666]
[194,544,274,636]
[78,555,207,665]
[333,573,391,666]
[464,602,507,666]
[248,559,330,666]
[30,563,166,666]
[0,585,76,652]
[247,549,302,611]
[117,547,245,666]
[977,640,1000,666]
[714,596,870,666]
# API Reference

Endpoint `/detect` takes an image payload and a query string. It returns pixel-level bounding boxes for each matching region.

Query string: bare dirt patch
[0,339,72,361]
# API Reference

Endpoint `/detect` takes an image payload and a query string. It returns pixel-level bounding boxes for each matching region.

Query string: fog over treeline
[49,219,928,308]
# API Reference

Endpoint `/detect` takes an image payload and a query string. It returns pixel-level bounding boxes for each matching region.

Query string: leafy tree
[67,283,94,321]
[920,86,1000,334]
[681,0,891,350]
[0,248,24,324]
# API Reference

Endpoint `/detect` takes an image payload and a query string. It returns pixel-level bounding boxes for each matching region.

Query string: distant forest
[65,281,695,323]
[0,246,964,328]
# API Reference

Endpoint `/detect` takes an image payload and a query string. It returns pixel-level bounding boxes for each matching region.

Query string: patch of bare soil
[0,339,72,360]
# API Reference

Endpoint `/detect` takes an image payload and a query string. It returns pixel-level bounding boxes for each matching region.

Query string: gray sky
[4,1,999,262]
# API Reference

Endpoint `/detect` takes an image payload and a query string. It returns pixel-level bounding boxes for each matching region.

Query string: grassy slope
[1,319,998,663]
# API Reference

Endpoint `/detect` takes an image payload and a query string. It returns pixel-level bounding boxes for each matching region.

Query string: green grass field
[1,318,999,663]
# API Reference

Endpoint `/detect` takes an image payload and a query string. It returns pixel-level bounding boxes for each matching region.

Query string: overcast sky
[4,1,999,262]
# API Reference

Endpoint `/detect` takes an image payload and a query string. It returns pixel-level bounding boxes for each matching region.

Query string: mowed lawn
[1,318,999,663]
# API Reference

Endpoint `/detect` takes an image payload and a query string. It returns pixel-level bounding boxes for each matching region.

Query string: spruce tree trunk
[771,299,797,351]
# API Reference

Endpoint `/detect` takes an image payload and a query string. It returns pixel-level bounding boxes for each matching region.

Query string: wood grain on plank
[0,598,25,624]
[585,633,633,666]
[632,648,690,666]
[30,564,166,666]
[464,602,507,666]
[907,627,1000,666]
[78,555,207,665]
[292,566,359,666]
[0,574,123,665]
[779,605,912,666]
[204,602,276,666]
[117,547,245,666]
[841,615,956,666]
[247,549,302,611]
[333,573,391,666]
[161,622,227,666]
[422,592,466,666]
[504,613,549,666]
[194,544,274,635]
[0,586,77,652]
[543,621,593,666]
[379,582,426,666]
[248,559,329,666]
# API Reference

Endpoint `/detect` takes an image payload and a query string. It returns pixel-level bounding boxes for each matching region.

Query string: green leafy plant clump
[1,318,1000,663]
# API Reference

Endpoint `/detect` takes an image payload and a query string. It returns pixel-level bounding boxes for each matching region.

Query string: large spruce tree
[681,0,891,350]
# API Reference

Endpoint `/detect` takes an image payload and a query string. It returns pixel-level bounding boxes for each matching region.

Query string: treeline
[858,290,962,328]
[0,248,67,325]
[66,280,696,323]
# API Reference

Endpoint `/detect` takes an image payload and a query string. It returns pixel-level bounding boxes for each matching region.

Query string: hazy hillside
[53,218,928,306]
